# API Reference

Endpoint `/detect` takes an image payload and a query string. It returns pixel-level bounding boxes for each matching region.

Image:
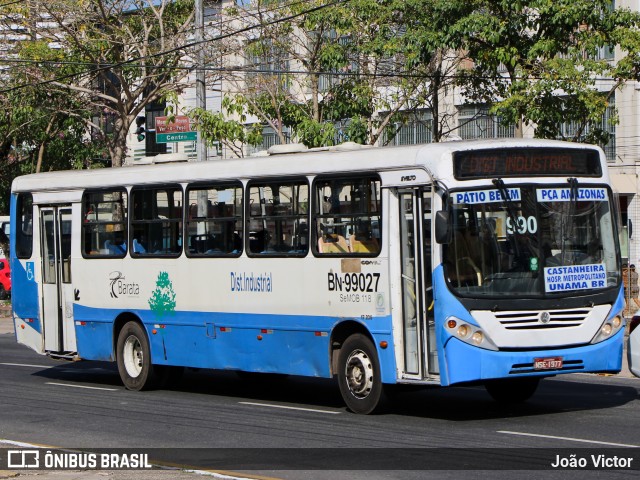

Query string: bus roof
[11,138,603,193]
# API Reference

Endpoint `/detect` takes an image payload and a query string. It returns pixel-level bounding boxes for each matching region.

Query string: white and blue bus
[9,139,627,413]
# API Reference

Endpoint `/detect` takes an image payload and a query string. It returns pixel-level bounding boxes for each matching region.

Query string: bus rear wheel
[338,334,387,414]
[485,377,540,403]
[116,321,158,391]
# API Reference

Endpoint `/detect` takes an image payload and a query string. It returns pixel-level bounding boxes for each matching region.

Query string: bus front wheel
[338,334,387,414]
[116,321,157,391]
[485,377,540,403]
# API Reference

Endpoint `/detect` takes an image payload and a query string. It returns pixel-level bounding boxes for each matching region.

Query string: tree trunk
[35,116,56,173]
[110,117,129,167]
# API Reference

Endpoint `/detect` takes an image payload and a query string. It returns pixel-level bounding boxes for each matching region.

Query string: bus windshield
[443,183,620,298]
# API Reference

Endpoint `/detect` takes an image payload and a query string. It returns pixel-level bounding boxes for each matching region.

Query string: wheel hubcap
[345,349,373,399]
[123,335,143,378]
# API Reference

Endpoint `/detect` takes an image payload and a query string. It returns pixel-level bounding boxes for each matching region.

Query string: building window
[458,105,515,139]
[557,98,616,162]
[247,125,290,155]
[245,39,289,90]
[383,111,433,146]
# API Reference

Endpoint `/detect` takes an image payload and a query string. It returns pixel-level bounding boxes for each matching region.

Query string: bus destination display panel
[453,148,602,179]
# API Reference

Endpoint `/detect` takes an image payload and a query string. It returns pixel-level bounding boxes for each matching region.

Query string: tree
[15,0,200,167]
[0,37,107,213]
[451,0,640,143]
[207,0,461,152]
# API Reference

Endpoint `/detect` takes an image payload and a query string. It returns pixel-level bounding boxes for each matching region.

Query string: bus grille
[494,308,592,330]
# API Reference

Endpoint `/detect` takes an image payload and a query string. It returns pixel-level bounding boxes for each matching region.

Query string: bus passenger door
[397,188,435,379]
[40,206,76,355]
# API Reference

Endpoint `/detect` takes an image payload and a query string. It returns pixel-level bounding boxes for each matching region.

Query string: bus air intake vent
[494,308,592,330]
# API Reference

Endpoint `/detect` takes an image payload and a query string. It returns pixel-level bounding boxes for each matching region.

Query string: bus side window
[185,183,243,257]
[131,186,182,257]
[313,175,381,257]
[247,180,309,257]
[81,190,127,258]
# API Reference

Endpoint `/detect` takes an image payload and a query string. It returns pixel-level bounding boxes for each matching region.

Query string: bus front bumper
[441,327,624,386]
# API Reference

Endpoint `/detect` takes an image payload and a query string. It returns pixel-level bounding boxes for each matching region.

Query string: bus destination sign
[453,148,602,179]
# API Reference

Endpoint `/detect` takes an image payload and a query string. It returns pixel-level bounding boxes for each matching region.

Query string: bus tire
[338,334,387,414]
[485,377,540,403]
[116,321,158,391]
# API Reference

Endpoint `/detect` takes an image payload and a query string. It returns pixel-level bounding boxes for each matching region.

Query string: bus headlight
[591,314,625,344]
[446,317,498,351]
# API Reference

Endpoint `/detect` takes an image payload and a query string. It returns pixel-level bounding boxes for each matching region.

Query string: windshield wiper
[492,178,525,262]
[561,178,579,264]
[492,178,520,227]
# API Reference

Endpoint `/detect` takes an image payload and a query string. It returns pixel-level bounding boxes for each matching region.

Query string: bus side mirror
[435,210,451,244]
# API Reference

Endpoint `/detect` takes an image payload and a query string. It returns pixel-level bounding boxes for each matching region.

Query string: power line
[0,54,632,83]
[0,0,351,95]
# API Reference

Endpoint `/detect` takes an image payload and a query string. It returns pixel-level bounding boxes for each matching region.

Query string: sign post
[155,116,196,143]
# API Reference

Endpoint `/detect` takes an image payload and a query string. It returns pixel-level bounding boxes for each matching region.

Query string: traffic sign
[156,131,197,143]
[155,115,196,143]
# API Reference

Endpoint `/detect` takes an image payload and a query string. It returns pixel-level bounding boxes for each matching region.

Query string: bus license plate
[534,357,563,370]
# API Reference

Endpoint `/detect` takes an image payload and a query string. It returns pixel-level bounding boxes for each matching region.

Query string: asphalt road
[0,309,639,480]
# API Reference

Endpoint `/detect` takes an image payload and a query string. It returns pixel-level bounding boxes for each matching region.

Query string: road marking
[0,438,53,448]
[239,401,341,414]
[0,362,54,369]
[498,430,639,447]
[45,382,118,392]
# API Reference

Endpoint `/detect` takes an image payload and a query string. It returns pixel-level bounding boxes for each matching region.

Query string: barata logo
[109,271,140,298]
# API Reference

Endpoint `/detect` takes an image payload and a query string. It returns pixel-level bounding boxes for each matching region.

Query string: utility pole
[195,0,207,162]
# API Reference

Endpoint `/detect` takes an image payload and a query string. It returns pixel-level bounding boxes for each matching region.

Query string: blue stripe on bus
[72,304,397,382]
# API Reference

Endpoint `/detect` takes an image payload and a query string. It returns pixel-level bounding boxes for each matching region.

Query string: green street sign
[156,131,197,143]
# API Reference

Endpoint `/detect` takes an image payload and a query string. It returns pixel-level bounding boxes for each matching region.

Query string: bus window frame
[81,188,129,259]
[311,173,382,258]
[245,177,310,258]
[184,181,244,258]
[130,184,184,259]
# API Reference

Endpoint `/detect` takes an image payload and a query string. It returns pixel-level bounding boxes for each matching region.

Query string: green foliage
[452,0,640,141]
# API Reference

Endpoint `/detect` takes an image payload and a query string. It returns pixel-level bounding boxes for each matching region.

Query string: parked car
[0,258,10,300]
[0,215,8,259]
[629,311,640,378]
